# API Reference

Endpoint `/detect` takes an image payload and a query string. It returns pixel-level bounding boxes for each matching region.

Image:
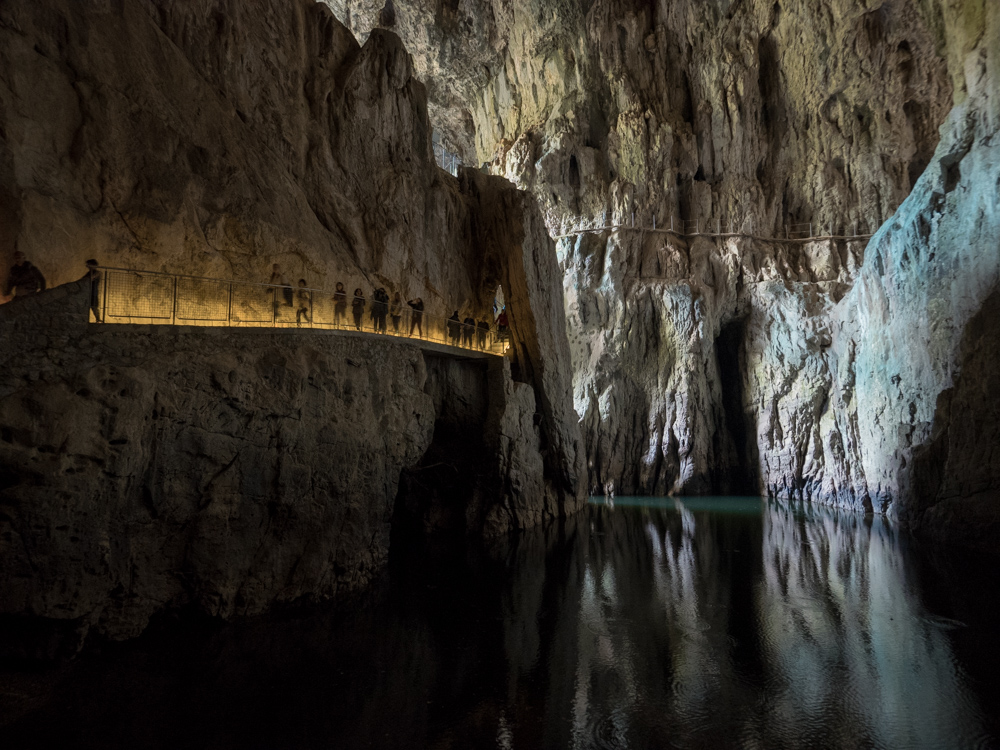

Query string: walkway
[91,267,507,357]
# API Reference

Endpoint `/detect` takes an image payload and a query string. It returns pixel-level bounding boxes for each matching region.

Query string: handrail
[553,224,873,243]
[552,211,879,243]
[89,266,509,356]
[90,265,333,294]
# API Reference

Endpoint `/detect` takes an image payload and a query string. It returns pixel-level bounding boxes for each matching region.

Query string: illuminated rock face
[338,0,1000,545]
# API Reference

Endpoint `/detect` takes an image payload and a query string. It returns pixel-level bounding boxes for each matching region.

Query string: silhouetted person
[296,279,311,326]
[463,316,475,346]
[352,288,365,330]
[3,251,46,299]
[407,297,424,336]
[477,319,490,349]
[372,287,388,333]
[447,311,461,345]
[333,282,347,327]
[83,259,102,322]
[389,292,402,333]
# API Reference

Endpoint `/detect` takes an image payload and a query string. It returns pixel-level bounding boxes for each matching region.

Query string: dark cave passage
[715,319,760,495]
[390,354,490,552]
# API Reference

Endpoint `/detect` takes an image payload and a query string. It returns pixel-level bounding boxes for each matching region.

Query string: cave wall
[0,281,563,643]
[336,0,1000,548]
[0,0,472,319]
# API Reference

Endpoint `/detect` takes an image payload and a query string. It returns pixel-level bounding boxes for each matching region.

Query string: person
[447,311,461,345]
[84,259,102,322]
[407,296,424,336]
[389,292,402,333]
[497,308,509,342]
[477,319,490,350]
[462,316,475,347]
[352,287,365,330]
[371,287,388,333]
[3,251,46,299]
[295,279,311,326]
[333,282,347,327]
[269,263,292,318]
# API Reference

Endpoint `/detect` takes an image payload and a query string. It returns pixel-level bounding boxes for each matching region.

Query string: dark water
[2,498,1000,749]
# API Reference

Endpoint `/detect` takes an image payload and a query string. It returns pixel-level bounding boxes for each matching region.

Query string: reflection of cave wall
[714,319,759,495]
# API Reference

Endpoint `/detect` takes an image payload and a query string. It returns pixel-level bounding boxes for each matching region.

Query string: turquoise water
[2,497,998,748]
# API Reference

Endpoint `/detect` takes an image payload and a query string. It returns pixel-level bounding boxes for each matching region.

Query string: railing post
[809,223,812,238]
[227,281,233,326]
[272,287,277,327]
[101,269,108,323]
[670,215,673,232]
[172,276,178,325]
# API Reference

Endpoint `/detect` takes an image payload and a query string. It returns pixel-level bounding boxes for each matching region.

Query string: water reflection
[2,499,997,749]
[495,498,994,749]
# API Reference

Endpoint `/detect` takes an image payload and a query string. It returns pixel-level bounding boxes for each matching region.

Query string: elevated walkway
[86,267,507,359]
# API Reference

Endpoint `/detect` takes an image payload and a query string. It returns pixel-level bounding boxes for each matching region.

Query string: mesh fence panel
[310,291,336,326]
[105,270,173,320]
[175,277,229,322]
[231,283,274,324]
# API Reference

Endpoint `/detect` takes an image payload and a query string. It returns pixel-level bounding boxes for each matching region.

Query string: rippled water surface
[3,498,1000,749]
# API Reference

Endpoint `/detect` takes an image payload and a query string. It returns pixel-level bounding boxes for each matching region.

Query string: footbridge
[87,267,508,358]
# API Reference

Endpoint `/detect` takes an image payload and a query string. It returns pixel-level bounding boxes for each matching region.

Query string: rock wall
[337,0,1000,548]
[2,0,476,319]
[0,281,568,643]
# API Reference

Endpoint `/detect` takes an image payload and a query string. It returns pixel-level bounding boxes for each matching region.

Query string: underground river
[2,497,998,749]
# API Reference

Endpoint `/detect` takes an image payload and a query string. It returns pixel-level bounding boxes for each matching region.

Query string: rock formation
[335,0,1000,549]
[0,0,585,643]
[0,275,576,645]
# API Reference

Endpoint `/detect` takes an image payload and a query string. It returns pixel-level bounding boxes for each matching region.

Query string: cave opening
[715,318,759,495]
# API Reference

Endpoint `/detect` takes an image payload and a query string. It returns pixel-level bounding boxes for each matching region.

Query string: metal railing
[554,210,878,242]
[91,267,509,355]
[434,143,461,176]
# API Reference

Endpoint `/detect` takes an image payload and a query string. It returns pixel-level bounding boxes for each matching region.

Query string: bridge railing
[91,267,508,355]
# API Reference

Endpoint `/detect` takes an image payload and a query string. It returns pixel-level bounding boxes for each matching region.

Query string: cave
[714,318,759,496]
[1,0,999,745]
